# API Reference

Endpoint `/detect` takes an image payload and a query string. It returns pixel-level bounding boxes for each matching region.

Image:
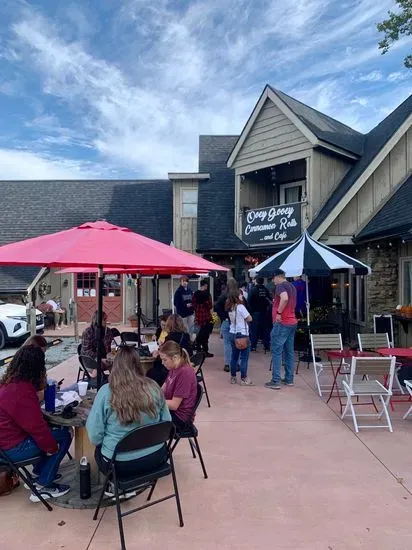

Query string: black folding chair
[93,421,183,550]
[171,384,208,479]
[191,352,210,408]
[0,448,53,511]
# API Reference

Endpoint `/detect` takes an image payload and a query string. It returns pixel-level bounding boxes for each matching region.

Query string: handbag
[234,306,249,350]
[0,470,19,497]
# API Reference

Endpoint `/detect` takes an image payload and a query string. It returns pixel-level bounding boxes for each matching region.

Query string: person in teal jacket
[86,346,171,479]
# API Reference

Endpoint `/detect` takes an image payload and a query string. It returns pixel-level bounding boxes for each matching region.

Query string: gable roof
[197,135,247,252]
[270,87,365,156]
[355,173,412,242]
[0,267,40,294]
[0,179,173,292]
[310,94,412,238]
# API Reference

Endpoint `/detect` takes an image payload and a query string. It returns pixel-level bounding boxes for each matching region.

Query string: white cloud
[387,71,410,82]
[0,148,104,179]
[357,70,383,82]
[0,0,409,177]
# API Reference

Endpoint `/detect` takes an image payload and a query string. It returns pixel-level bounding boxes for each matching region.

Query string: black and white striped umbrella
[250,231,371,278]
[249,232,371,326]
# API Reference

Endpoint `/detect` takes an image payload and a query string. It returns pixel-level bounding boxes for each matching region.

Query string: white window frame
[279,180,305,205]
[400,257,412,305]
[181,188,198,218]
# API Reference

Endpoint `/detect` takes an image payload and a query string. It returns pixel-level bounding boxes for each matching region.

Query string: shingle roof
[309,93,412,235]
[355,173,412,242]
[197,135,248,253]
[270,87,365,156]
[0,179,173,291]
[0,267,40,293]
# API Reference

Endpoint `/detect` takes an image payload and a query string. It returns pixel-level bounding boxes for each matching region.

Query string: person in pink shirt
[265,269,297,390]
[159,341,197,429]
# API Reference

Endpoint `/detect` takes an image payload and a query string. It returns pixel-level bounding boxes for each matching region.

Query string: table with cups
[43,389,107,509]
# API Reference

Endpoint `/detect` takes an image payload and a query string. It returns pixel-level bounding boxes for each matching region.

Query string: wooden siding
[239,177,277,211]
[311,150,352,218]
[172,180,198,253]
[232,98,312,171]
[324,129,412,237]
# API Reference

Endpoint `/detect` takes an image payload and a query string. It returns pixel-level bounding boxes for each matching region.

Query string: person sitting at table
[46,296,66,330]
[154,314,169,345]
[159,340,197,429]
[146,314,193,387]
[86,346,171,479]
[0,346,72,502]
[81,310,113,367]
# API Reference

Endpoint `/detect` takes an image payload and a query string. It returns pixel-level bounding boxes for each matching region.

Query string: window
[77,273,96,297]
[401,258,412,304]
[349,274,366,323]
[182,189,198,217]
[279,181,304,205]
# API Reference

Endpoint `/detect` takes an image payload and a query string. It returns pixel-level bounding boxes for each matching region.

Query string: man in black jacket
[249,277,271,351]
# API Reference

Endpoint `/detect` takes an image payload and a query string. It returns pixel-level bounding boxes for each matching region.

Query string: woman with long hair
[215,277,240,372]
[225,293,254,386]
[0,346,72,501]
[159,341,197,429]
[86,346,171,478]
[147,314,193,387]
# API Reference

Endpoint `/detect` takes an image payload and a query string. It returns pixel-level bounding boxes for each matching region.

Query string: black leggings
[95,445,168,478]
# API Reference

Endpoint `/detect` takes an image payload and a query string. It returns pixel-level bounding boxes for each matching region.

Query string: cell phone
[57,378,64,387]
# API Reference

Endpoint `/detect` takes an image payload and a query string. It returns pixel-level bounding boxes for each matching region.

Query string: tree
[377,0,412,68]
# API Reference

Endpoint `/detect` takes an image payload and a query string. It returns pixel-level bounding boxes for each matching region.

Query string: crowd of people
[0,270,302,503]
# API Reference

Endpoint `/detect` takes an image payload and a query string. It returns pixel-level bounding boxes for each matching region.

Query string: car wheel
[0,327,6,350]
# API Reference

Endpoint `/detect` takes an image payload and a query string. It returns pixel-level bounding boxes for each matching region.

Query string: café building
[0,85,411,341]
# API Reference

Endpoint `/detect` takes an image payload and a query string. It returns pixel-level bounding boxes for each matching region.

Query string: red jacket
[0,381,58,453]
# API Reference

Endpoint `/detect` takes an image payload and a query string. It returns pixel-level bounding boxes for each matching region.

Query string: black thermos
[80,456,91,499]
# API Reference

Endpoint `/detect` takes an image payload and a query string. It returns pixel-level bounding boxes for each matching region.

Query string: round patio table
[377,348,412,359]
[326,350,373,411]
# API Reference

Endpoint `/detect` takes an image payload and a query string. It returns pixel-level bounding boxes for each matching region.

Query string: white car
[0,301,44,349]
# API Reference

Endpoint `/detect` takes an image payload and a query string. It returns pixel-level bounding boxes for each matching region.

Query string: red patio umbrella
[0,221,227,387]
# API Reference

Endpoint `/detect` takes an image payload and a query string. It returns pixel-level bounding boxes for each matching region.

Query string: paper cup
[78,381,88,397]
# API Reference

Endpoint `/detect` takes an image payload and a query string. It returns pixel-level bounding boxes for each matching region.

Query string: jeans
[5,427,72,487]
[195,322,213,353]
[229,333,250,378]
[271,323,297,384]
[95,445,168,479]
[220,319,232,365]
[182,314,195,341]
[250,312,270,350]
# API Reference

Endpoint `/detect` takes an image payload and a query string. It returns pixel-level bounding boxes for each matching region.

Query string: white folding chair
[341,356,396,433]
[402,380,412,420]
[310,334,344,397]
[358,332,404,395]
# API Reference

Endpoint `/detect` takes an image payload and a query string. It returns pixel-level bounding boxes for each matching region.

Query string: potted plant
[128,313,138,328]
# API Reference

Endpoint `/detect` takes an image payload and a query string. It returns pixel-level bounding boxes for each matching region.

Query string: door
[76,273,123,323]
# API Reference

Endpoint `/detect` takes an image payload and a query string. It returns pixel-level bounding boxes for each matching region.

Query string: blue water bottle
[44,381,56,413]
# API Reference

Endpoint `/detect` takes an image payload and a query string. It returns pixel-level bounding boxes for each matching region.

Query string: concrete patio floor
[2,335,412,550]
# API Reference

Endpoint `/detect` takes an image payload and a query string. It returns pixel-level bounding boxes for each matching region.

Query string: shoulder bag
[234,306,249,350]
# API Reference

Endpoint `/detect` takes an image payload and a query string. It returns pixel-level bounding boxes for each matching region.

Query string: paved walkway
[2,336,412,549]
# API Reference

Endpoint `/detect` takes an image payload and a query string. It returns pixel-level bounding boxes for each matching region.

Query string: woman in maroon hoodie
[0,346,71,502]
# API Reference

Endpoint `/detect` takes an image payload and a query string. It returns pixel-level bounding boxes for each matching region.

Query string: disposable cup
[78,381,88,397]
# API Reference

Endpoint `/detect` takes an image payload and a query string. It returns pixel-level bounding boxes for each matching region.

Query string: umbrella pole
[137,274,142,345]
[305,276,310,328]
[97,266,104,390]
[155,274,160,326]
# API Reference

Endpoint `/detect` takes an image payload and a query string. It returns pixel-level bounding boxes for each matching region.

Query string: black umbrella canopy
[251,232,371,278]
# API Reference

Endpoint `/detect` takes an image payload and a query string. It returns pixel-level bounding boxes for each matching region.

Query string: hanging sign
[242,202,302,246]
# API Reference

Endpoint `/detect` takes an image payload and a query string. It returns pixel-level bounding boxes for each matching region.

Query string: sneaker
[29,482,70,502]
[24,473,62,490]
[240,377,255,386]
[231,376,237,384]
[104,482,139,500]
[224,365,230,372]
[281,379,294,386]
[250,348,257,352]
[205,352,214,358]
[264,381,282,390]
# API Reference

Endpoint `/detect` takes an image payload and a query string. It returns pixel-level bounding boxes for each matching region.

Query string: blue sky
[0,0,411,179]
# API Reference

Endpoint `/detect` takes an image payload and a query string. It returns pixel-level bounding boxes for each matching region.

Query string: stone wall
[357,244,399,328]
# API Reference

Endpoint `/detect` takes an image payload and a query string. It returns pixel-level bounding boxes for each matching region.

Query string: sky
[0,0,411,180]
